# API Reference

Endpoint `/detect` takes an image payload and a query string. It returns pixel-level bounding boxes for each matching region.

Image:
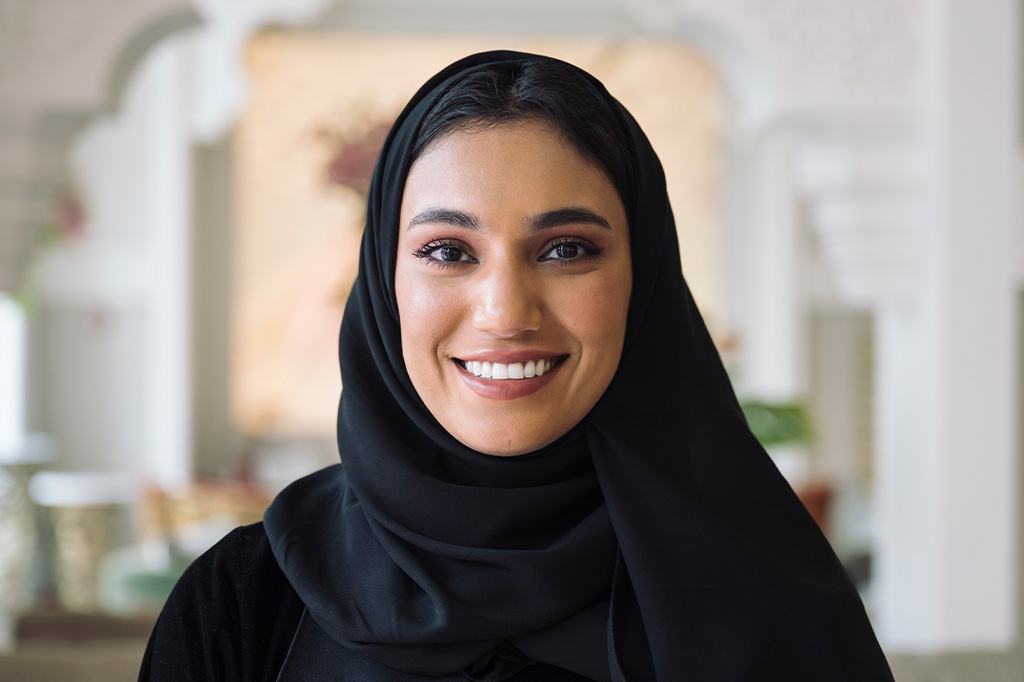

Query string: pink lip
[454,358,564,400]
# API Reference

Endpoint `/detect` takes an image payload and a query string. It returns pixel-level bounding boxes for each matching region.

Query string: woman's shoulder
[165,522,295,620]
[189,521,283,584]
[142,524,596,682]
[139,522,305,682]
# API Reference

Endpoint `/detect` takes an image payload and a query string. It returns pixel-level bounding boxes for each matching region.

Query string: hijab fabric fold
[265,51,893,681]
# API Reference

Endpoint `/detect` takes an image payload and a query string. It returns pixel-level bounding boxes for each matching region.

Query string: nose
[472,260,543,337]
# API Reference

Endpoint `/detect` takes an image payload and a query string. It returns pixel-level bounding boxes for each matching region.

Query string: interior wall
[36,305,148,471]
[0,0,199,290]
[807,309,874,554]
[191,137,241,477]
[26,32,196,485]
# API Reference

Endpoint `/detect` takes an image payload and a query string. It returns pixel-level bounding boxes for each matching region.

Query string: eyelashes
[411,236,604,270]
[412,238,472,269]
[541,237,604,264]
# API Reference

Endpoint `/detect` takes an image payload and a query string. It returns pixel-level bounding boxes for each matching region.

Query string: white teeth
[463,358,557,380]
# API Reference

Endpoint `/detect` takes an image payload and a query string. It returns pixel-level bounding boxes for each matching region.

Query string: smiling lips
[454,355,566,400]
[461,358,553,379]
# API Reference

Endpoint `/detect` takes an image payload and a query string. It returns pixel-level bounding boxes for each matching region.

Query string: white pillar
[0,294,26,460]
[723,133,806,401]
[143,36,193,488]
[874,0,1020,650]
[35,34,197,486]
[874,304,943,645]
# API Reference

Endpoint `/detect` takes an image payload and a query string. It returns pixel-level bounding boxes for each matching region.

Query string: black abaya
[139,524,593,681]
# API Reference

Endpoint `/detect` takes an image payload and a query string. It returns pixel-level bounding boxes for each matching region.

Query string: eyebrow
[406,206,611,232]
[407,208,479,230]
[530,207,611,232]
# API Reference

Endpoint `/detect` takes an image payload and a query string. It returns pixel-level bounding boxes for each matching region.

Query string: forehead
[400,121,625,224]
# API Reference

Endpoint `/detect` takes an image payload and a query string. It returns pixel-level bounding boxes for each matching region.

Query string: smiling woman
[140,52,894,682]
[397,121,631,456]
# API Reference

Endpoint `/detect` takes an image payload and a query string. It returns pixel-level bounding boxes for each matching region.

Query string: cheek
[396,270,462,368]
[555,266,632,364]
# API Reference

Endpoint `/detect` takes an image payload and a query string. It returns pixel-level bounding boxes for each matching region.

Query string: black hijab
[265,51,893,681]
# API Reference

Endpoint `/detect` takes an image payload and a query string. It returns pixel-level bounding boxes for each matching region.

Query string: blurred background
[0,0,1020,679]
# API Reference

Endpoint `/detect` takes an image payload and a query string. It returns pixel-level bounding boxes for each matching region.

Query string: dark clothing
[139,524,300,682]
[139,523,593,682]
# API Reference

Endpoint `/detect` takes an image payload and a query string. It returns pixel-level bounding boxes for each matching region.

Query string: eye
[413,239,476,268]
[553,243,580,259]
[434,246,465,262]
[540,237,602,264]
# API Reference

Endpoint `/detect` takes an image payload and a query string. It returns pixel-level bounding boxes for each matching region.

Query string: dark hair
[410,58,634,209]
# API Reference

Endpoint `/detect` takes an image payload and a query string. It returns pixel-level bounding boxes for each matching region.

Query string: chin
[455,424,561,457]
[464,437,547,458]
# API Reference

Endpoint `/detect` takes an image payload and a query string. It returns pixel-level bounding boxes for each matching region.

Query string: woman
[140,51,894,681]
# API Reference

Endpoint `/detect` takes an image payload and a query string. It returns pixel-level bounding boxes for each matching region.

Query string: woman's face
[396,120,632,456]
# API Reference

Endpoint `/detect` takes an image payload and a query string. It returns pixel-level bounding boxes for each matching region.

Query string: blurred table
[0,610,156,682]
